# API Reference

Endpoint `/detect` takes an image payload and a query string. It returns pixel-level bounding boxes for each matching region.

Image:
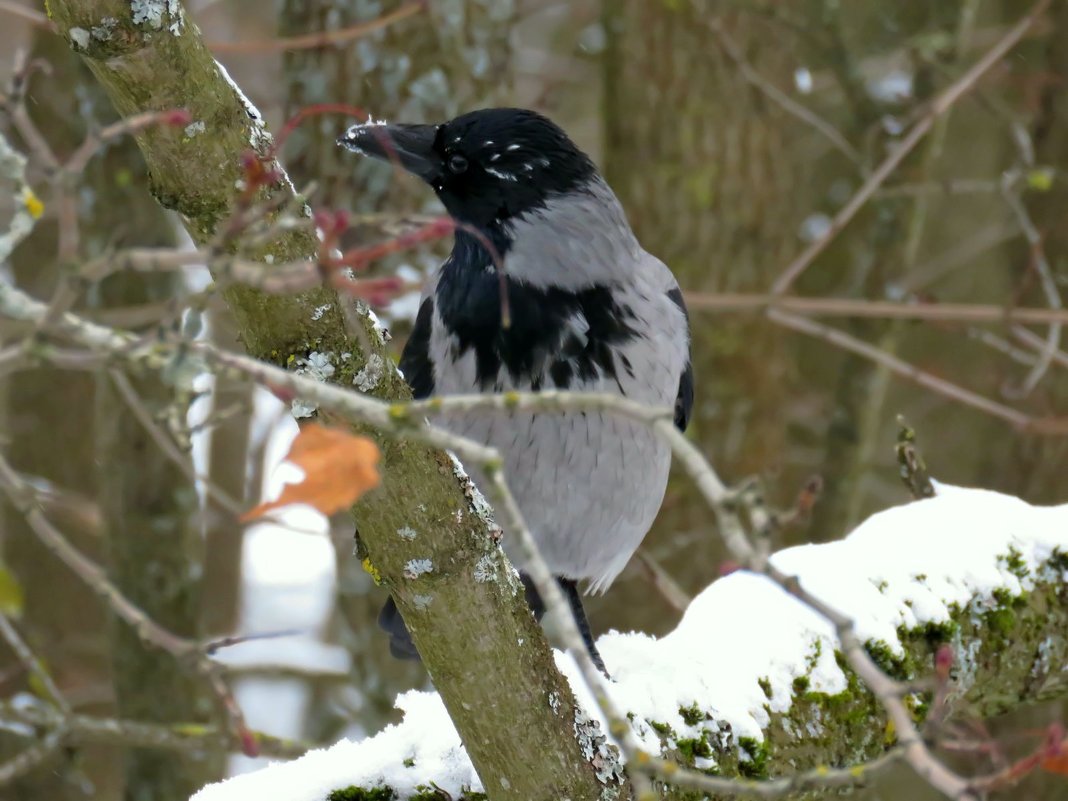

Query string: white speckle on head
[354,354,386,392]
[483,140,495,146]
[184,120,206,138]
[507,143,521,151]
[69,27,90,49]
[538,157,550,168]
[397,526,418,541]
[404,559,433,580]
[311,303,330,321]
[489,153,501,162]
[486,167,518,182]
[339,117,389,153]
[522,163,534,172]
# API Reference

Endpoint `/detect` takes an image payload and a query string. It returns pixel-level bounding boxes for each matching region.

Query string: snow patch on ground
[192,484,1068,801]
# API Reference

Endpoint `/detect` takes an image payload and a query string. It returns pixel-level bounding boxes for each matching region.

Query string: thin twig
[767,308,1065,433]
[704,15,862,166]
[682,291,1068,326]
[108,369,246,518]
[207,1,426,54]
[0,614,69,712]
[769,0,1050,295]
[999,173,1062,397]
[633,551,691,614]
[0,702,308,760]
[0,280,1037,798]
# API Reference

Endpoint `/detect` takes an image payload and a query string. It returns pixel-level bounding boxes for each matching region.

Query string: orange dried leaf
[1042,740,1068,776]
[241,424,380,521]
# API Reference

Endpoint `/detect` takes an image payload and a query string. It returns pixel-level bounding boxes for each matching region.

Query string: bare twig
[682,291,1068,326]
[0,1,48,27]
[0,728,65,785]
[769,0,1050,295]
[999,173,1062,397]
[767,309,1064,433]
[207,1,426,54]
[0,279,1043,798]
[704,15,862,166]
[895,416,936,500]
[0,614,69,712]
[0,702,308,760]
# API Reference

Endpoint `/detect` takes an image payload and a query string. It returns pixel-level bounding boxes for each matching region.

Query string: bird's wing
[398,273,441,400]
[666,286,694,433]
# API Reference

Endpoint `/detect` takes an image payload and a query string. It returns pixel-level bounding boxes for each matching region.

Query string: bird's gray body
[422,179,689,591]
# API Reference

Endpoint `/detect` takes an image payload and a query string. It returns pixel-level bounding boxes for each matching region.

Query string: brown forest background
[1,0,1067,799]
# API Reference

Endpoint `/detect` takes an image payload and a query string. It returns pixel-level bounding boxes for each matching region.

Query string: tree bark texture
[45,3,621,799]
[278,0,515,735]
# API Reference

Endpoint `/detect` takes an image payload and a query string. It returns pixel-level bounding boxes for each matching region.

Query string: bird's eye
[448,154,468,174]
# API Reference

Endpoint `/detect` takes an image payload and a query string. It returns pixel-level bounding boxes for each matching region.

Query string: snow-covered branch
[2,277,1066,798]
[193,485,1068,800]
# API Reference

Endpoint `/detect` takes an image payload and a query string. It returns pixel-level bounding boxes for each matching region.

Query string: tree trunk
[46,3,620,798]
[278,0,516,735]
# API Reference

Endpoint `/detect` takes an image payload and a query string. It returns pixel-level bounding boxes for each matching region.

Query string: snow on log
[192,484,1068,800]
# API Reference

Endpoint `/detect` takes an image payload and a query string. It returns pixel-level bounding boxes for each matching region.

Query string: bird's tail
[377,596,421,660]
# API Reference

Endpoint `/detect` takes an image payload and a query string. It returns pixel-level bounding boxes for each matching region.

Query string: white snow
[192,484,1068,801]
[220,390,341,778]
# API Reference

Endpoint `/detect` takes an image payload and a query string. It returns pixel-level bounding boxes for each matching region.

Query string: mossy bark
[278,0,516,735]
[47,2,618,799]
[317,549,1068,799]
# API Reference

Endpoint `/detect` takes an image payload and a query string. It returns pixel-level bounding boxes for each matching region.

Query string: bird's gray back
[419,184,689,591]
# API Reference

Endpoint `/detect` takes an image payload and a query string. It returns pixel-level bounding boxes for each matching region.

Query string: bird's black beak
[337,122,440,183]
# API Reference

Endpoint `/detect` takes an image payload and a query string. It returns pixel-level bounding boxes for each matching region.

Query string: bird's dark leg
[521,575,608,675]
[383,575,607,675]
[557,578,609,677]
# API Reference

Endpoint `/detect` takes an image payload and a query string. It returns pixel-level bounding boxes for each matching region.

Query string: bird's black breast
[435,255,639,392]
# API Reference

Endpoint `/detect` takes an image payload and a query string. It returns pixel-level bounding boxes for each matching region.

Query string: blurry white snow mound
[222,387,342,777]
[191,485,1068,801]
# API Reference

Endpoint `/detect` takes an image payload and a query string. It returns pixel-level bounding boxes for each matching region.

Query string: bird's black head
[338,108,597,236]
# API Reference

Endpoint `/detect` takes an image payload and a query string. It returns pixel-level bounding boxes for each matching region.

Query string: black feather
[667,287,694,431]
[399,297,436,399]
[436,236,639,392]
